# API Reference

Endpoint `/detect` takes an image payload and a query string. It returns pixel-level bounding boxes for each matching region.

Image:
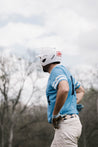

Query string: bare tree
[0,54,43,147]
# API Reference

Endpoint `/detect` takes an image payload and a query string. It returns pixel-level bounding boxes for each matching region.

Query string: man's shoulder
[54,64,68,73]
[50,64,68,77]
[54,64,66,70]
[50,65,63,75]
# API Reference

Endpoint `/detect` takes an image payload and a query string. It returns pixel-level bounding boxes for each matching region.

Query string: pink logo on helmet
[56,51,62,57]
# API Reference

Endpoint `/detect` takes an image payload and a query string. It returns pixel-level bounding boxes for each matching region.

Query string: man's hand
[77,104,84,112]
[52,115,61,129]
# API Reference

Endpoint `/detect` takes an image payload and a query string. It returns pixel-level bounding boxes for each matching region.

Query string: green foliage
[12,106,54,147]
[79,89,98,147]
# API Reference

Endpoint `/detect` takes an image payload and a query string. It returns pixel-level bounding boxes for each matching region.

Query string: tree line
[0,54,98,147]
[0,89,98,147]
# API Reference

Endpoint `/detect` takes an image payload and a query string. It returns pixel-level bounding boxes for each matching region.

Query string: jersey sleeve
[75,80,81,90]
[51,67,68,90]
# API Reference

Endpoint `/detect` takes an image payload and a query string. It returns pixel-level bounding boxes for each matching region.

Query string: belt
[61,114,77,120]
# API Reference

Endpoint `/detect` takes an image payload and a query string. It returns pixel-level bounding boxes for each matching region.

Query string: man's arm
[76,86,85,104]
[53,80,69,116]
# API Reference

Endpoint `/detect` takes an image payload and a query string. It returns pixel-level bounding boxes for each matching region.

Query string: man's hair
[43,62,60,72]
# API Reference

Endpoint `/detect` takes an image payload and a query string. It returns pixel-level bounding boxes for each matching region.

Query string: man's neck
[48,64,58,73]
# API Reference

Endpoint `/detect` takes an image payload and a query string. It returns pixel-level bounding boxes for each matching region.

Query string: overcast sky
[0,0,98,67]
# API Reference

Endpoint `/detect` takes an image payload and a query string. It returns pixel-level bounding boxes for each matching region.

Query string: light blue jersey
[46,64,80,123]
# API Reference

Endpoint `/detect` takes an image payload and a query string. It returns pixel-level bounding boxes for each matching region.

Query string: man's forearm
[76,86,85,104]
[76,92,85,104]
[53,89,68,116]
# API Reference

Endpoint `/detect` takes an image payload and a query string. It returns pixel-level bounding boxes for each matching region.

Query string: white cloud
[0,0,51,17]
[78,29,98,50]
[0,22,44,47]
[0,0,98,65]
[43,7,95,55]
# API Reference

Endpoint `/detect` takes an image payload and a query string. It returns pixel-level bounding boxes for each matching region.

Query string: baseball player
[38,49,85,147]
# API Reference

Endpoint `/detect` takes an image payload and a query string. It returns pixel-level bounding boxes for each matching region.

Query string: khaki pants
[51,115,82,147]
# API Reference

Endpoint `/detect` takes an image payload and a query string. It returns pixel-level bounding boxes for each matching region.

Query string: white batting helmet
[38,48,62,66]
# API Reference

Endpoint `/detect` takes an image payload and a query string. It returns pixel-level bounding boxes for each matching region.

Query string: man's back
[46,64,79,123]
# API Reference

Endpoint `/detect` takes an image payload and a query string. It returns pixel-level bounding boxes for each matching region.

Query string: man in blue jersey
[38,49,85,147]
